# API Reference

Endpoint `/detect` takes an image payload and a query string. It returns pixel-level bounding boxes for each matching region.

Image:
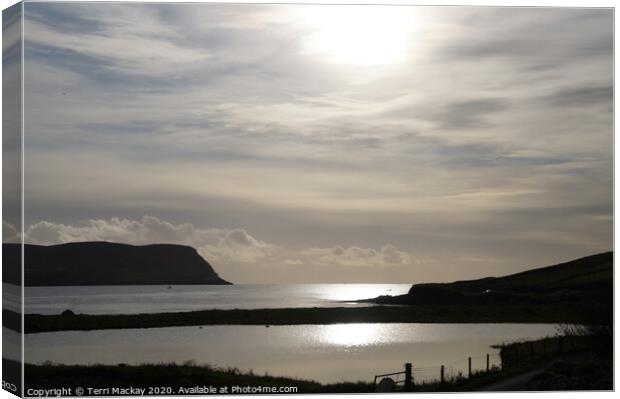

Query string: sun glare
[301,6,418,66]
[321,324,384,347]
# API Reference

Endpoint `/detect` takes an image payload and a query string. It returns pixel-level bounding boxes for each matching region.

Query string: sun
[300,5,419,66]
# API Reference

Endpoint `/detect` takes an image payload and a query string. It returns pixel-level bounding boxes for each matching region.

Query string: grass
[492,330,613,390]
[497,328,612,368]
[496,335,590,370]
[4,303,592,334]
[7,359,520,394]
[18,359,358,394]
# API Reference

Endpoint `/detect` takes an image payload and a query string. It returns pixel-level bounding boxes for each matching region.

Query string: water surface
[11,284,410,315]
[15,323,559,384]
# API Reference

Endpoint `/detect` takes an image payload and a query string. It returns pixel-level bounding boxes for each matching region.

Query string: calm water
[5,284,411,315]
[8,323,559,384]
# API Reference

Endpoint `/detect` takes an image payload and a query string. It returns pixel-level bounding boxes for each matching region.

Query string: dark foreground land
[494,327,613,390]
[6,358,371,395]
[6,331,612,394]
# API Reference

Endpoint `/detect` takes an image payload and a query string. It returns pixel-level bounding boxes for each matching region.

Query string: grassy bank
[7,359,523,394]
[493,331,613,390]
[8,359,370,394]
[11,358,361,394]
[13,354,606,394]
[4,304,589,334]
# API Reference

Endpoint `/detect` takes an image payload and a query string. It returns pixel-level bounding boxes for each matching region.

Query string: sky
[2,3,613,283]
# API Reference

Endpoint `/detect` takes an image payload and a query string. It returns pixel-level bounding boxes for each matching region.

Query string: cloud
[439,8,612,70]
[439,98,510,130]
[301,244,411,267]
[14,216,425,284]
[25,4,210,79]
[19,215,418,271]
[2,221,20,243]
[23,216,274,265]
[541,85,613,108]
[20,216,411,268]
[12,211,612,284]
[204,229,275,263]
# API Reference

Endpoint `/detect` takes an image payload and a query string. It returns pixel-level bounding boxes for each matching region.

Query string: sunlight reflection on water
[317,284,405,302]
[319,324,386,347]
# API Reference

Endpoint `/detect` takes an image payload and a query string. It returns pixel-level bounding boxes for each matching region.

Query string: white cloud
[23,216,274,265]
[300,244,411,267]
[20,216,412,271]
[203,229,275,264]
[2,221,21,243]
[25,5,210,78]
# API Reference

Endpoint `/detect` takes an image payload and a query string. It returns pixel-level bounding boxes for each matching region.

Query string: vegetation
[18,359,370,394]
[418,368,508,392]
[6,359,529,394]
[494,322,613,390]
[496,335,593,370]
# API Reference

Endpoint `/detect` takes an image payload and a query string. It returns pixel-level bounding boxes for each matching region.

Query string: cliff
[2,242,231,286]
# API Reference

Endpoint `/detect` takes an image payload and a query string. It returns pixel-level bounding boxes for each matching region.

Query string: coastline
[5,304,585,334]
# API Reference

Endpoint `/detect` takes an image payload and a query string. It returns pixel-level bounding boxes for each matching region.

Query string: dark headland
[2,242,231,286]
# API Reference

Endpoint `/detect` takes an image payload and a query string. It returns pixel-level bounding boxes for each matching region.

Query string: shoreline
[4,304,584,334]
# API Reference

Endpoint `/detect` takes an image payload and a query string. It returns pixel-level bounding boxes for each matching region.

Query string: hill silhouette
[2,242,230,286]
[365,252,612,316]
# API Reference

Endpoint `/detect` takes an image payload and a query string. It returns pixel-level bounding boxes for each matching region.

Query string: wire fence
[412,353,502,384]
[373,335,596,391]
[374,351,503,389]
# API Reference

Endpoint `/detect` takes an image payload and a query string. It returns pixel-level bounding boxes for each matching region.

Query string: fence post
[404,363,413,392]
[440,365,444,384]
[468,357,472,379]
[486,354,490,371]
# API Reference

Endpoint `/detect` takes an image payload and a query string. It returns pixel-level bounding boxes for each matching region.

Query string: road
[480,366,550,391]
